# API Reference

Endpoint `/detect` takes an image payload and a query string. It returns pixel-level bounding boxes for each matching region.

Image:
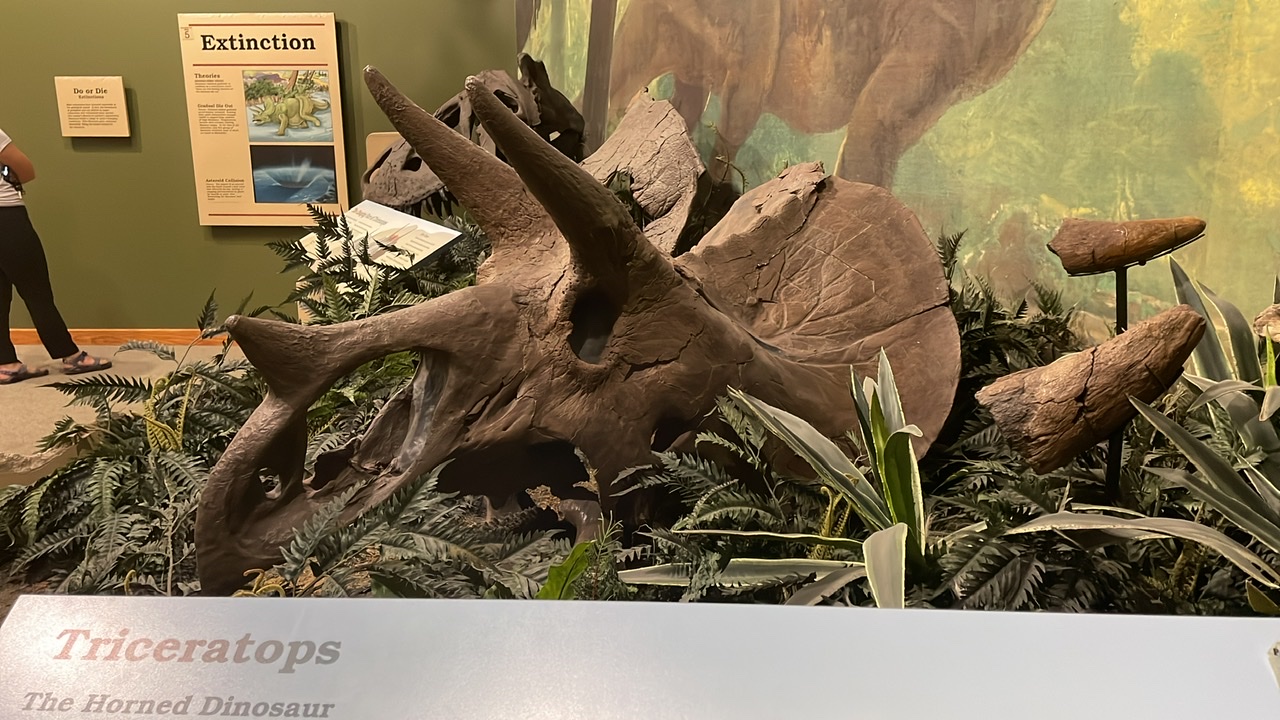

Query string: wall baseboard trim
[11,329,226,347]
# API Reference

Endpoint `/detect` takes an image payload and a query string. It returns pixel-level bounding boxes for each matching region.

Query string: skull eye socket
[567,288,620,364]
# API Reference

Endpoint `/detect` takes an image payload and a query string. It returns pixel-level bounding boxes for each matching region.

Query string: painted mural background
[521,0,1280,330]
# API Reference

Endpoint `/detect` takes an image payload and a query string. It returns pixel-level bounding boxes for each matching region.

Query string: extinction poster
[177,13,347,226]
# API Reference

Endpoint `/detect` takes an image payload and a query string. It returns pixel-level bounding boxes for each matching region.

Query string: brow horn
[363,66,549,246]
[463,76,674,299]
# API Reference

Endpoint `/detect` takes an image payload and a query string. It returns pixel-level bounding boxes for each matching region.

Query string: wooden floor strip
[11,329,226,347]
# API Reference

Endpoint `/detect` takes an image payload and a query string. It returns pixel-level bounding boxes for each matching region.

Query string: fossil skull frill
[194,68,960,594]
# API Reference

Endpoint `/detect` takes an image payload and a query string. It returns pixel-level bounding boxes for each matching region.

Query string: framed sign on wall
[53,76,130,138]
[176,13,348,227]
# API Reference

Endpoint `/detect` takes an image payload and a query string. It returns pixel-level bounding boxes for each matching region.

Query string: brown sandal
[62,351,112,376]
[0,364,50,385]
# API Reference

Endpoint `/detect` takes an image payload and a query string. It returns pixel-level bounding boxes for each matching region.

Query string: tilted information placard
[0,595,1276,719]
[177,13,348,227]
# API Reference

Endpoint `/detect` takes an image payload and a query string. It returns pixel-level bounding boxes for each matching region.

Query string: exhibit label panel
[1,595,1278,719]
[53,76,129,138]
[177,13,348,227]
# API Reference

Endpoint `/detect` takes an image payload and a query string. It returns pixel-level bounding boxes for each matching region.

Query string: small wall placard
[0,595,1278,719]
[54,76,129,138]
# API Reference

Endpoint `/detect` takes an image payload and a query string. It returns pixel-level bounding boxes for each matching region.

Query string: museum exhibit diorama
[2,0,1280,712]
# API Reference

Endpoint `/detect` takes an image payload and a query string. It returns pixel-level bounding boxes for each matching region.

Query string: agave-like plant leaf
[1201,283,1263,384]
[1133,398,1280,529]
[1267,333,1278,387]
[784,564,868,606]
[864,523,908,608]
[617,558,862,588]
[1007,511,1280,588]
[727,389,893,530]
[1248,582,1280,616]
[1243,465,1280,518]
[1187,379,1262,412]
[875,348,909,435]
[879,430,926,555]
[1182,375,1280,458]
[849,368,878,470]
[671,529,863,552]
[1171,258,1231,381]
[1263,387,1280,422]
[1146,467,1280,554]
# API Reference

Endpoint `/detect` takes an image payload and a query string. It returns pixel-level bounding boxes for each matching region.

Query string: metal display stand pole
[1105,265,1129,501]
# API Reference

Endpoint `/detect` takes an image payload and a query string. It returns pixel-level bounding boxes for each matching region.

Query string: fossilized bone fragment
[1047,217,1206,276]
[194,66,959,594]
[1254,304,1280,343]
[582,91,705,255]
[975,305,1205,473]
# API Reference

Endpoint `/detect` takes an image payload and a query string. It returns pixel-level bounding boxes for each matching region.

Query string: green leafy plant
[0,204,522,599]
[0,296,259,595]
[617,352,925,608]
[257,466,567,599]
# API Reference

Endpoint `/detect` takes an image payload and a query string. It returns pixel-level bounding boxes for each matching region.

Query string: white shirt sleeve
[0,127,10,153]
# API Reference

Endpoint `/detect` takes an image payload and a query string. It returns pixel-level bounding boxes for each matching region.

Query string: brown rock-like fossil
[1254,304,1280,343]
[976,305,1205,473]
[194,67,959,594]
[1047,217,1205,276]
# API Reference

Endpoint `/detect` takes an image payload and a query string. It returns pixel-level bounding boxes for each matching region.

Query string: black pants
[0,205,78,364]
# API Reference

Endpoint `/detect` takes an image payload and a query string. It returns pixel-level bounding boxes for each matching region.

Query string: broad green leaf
[1201,284,1263,384]
[785,564,868,606]
[864,524,908,608]
[1171,258,1231,381]
[728,389,892,530]
[672,529,863,552]
[1133,398,1280,527]
[1007,511,1280,588]
[536,541,595,600]
[1268,336,1278,387]
[879,430,926,554]
[618,558,861,588]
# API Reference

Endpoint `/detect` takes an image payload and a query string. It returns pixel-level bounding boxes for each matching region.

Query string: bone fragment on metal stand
[977,305,1205,474]
[1047,216,1206,277]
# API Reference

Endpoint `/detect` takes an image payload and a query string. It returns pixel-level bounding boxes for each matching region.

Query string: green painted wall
[4,1,515,329]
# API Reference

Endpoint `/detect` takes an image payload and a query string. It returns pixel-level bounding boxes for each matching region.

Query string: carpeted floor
[0,344,233,487]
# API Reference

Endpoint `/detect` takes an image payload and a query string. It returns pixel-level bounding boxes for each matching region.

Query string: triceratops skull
[195,67,960,594]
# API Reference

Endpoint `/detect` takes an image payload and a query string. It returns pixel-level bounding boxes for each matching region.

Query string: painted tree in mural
[607,0,1056,187]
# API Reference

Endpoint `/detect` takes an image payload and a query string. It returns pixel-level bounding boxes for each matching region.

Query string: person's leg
[0,257,18,366]
[0,207,80,361]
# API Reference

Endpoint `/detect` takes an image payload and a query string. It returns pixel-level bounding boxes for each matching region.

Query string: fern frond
[48,375,154,405]
[118,340,177,362]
